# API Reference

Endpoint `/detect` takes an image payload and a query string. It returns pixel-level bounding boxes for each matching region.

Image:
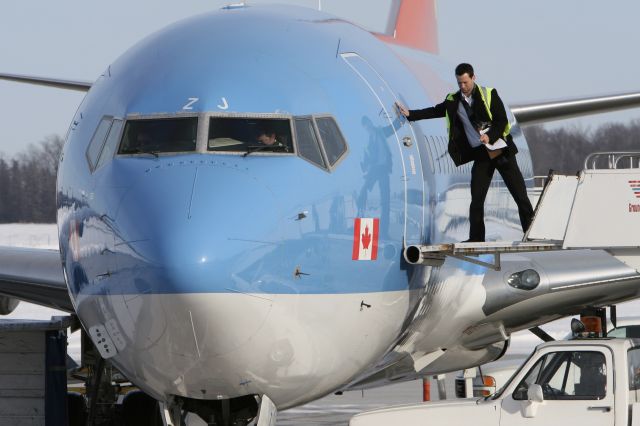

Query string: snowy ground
[0,223,58,248]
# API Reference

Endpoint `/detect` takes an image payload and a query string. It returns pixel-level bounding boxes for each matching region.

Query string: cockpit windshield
[118,117,197,155]
[207,117,293,154]
[110,113,346,171]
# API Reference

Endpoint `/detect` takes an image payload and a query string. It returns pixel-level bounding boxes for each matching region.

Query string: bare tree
[524,119,640,176]
[0,135,63,223]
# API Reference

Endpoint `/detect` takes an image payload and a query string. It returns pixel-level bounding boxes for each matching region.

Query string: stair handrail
[584,151,640,170]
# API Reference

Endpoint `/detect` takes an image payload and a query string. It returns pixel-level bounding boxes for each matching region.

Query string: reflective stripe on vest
[444,92,456,137]
[476,85,511,137]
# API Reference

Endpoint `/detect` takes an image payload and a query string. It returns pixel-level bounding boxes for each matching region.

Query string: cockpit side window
[86,117,113,171]
[294,118,326,169]
[208,117,293,155]
[118,117,197,156]
[95,119,123,170]
[315,117,347,166]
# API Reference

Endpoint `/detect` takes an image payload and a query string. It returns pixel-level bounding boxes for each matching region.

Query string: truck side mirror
[521,384,544,418]
[527,384,544,403]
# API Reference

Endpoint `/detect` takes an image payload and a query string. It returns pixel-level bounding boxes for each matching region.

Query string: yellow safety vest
[444,85,511,139]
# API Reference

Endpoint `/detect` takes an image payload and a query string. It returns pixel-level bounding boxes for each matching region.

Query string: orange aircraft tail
[376,0,438,54]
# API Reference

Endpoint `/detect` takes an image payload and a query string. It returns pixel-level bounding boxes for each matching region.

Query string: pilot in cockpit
[256,127,288,151]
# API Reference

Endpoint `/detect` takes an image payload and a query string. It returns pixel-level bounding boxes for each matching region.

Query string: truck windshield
[609,325,640,338]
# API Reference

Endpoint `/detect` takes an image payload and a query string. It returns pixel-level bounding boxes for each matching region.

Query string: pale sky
[1,0,640,157]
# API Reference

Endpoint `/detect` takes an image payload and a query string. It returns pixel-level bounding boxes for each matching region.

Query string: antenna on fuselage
[222,2,246,10]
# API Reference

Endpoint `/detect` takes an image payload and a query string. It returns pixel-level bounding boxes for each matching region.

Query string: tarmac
[276,379,429,425]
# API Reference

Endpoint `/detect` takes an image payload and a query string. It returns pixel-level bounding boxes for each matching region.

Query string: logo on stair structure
[629,181,640,212]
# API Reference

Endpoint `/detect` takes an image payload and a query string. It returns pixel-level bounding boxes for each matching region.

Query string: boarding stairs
[404,151,640,271]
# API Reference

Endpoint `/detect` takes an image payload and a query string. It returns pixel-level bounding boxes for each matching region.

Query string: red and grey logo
[629,181,640,212]
[630,181,640,198]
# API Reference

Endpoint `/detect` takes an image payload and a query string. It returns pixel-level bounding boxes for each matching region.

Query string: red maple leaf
[361,225,372,250]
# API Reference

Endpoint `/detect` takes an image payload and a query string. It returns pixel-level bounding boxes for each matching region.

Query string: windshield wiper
[123,148,159,158]
[243,144,289,157]
[242,145,270,157]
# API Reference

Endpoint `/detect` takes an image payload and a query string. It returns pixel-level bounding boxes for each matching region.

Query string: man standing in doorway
[396,63,533,242]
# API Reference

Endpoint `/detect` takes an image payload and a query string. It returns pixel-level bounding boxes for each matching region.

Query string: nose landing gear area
[81,345,273,425]
[165,394,276,426]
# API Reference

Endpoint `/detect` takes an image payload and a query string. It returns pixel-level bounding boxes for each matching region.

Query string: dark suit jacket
[407,85,518,166]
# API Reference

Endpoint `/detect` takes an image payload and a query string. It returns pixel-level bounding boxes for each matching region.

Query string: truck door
[500,347,614,426]
[341,53,425,246]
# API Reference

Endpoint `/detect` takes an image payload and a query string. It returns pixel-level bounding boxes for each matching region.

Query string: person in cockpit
[256,128,288,151]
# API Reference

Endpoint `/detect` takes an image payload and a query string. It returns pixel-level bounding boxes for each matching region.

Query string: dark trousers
[469,153,534,242]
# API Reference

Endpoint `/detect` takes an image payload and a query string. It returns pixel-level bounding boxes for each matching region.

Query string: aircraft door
[342,53,425,246]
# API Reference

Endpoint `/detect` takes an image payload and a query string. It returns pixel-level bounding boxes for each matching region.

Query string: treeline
[1,121,639,223]
[524,120,640,176]
[0,135,63,223]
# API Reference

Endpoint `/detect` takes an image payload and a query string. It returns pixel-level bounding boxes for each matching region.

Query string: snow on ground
[0,223,58,248]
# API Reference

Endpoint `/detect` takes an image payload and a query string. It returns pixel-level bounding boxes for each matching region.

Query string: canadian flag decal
[352,218,379,261]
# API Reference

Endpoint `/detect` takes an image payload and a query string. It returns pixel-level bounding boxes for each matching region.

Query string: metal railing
[584,151,640,170]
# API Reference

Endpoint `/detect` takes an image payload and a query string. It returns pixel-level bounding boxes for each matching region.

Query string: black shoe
[461,238,484,243]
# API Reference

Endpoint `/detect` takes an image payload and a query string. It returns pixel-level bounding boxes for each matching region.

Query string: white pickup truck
[350,337,640,425]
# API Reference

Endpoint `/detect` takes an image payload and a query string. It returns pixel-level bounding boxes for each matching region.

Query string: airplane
[1,1,640,424]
